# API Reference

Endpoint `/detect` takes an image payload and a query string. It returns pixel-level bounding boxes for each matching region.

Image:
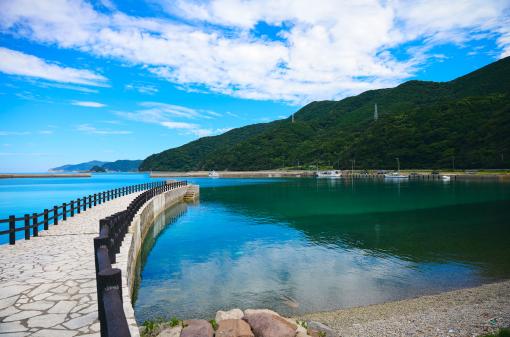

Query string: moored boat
[384,172,409,179]
[384,157,408,179]
[316,170,342,178]
[208,170,220,178]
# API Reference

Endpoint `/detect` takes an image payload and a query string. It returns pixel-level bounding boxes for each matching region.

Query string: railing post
[32,213,38,237]
[84,197,87,211]
[70,201,74,217]
[97,268,123,337]
[24,214,30,240]
[53,206,58,225]
[89,195,92,208]
[44,209,49,230]
[77,199,81,214]
[9,215,15,245]
[94,194,97,206]
[63,203,67,221]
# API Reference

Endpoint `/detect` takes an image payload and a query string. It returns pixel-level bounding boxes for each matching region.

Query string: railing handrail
[93,180,187,337]
[1,181,167,245]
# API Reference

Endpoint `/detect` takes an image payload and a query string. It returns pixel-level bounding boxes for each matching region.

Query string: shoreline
[150,170,510,180]
[296,280,510,337]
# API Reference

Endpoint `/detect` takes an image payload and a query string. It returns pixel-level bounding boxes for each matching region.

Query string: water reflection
[134,179,510,322]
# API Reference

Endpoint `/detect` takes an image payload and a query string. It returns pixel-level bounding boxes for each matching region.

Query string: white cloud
[0,0,509,104]
[160,121,198,129]
[76,124,131,134]
[125,84,159,95]
[0,47,108,87]
[71,101,107,108]
[117,102,225,136]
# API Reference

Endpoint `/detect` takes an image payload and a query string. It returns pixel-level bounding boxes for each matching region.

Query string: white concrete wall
[115,184,198,337]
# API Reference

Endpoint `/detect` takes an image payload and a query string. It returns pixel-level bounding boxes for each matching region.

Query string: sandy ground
[296,280,510,337]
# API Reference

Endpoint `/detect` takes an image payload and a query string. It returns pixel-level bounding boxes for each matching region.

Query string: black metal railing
[0,182,166,245]
[94,180,187,337]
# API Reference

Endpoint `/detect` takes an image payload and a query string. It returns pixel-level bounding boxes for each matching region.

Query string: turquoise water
[134,178,510,321]
[0,174,277,243]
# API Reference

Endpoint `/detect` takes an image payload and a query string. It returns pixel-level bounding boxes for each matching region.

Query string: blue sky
[1,0,509,172]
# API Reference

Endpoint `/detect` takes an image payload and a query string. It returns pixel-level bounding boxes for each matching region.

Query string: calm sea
[0,173,276,243]
[133,178,510,321]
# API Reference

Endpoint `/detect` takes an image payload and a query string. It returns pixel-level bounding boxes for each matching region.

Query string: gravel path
[0,192,142,337]
[297,280,510,337]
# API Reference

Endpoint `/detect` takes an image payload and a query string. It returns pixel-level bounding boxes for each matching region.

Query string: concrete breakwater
[0,192,143,336]
[114,183,200,336]
[0,181,198,337]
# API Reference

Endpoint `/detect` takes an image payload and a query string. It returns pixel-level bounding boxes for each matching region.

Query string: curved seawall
[115,183,199,336]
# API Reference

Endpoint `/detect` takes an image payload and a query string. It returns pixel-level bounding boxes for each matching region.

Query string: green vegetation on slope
[140,57,510,171]
[52,159,142,172]
[101,160,142,172]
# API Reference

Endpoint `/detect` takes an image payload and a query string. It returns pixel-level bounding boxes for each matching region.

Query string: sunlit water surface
[134,178,510,322]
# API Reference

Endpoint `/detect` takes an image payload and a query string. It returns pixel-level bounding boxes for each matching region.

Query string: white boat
[441,175,451,181]
[208,170,219,178]
[384,157,408,179]
[384,172,409,179]
[316,170,342,178]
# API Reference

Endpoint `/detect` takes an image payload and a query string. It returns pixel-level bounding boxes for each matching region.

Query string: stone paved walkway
[0,192,142,337]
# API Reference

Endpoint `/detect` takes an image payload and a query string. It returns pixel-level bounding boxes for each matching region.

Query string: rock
[306,321,336,337]
[243,313,297,337]
[159,325,182,337]
[216,319,254,337]
[296,332,311,337]
[181,319,213,337]
[244,309,280,317]
[216,308,244,322]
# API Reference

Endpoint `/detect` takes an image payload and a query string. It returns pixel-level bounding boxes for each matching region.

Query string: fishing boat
[384,158,408,179]
[316,170,342,178]
[208,170,220,178]
[441,175,451,181]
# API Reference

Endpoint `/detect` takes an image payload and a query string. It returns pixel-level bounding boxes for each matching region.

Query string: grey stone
[48,301,76,314]
[0,285,32,300]
[19,300,55,311]
[30,329,78,337]
[0,321,28,333]
[306,321,337,337]
[216,309,244,322]
[0,305,20,318]
[63,312,97,329]
[4,310,42,322]
[0,296,18,310]
[27,313,66,328]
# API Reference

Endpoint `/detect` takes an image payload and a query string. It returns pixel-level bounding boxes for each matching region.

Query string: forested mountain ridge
[140,57,510,171]
[51,159,142,172]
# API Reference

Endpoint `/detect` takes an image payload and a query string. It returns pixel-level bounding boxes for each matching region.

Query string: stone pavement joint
[0,192,143,337]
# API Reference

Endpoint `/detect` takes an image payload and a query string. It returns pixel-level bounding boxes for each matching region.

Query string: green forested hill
[140,57,510,171]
